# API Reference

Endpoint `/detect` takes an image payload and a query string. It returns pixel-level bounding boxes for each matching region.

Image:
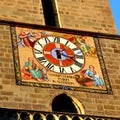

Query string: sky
[109,0,120,34]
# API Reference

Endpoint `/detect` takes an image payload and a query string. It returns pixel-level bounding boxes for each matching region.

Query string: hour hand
[55,49,62,59]
[55,48,67,59]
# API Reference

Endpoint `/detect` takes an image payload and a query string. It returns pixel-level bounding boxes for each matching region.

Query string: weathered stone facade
[0,0,120,119]
[56,0,117,34]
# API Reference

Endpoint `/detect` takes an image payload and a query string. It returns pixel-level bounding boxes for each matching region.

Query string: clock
[33,36,85,74]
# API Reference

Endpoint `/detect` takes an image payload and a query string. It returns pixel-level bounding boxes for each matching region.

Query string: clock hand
[55,49,62,59]
[57,48,77,60]
[61,52,75,60]
[55,48,69,59]
[63,51,83,60]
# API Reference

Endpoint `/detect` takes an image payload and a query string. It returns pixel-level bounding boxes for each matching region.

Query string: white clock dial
[33,36,85,74]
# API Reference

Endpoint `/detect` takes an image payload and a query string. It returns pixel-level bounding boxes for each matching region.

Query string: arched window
[52,93,85,114]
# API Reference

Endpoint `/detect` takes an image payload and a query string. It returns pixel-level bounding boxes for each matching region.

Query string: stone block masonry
[0,0,120,118]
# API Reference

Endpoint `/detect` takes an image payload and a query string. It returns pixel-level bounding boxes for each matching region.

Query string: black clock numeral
[54,37,60,43]
[59,67,67,73]
[75,54,84,59]
[37,57,54,71]
[37,57,48,66]
[72,47,78,51]
[74,60,83,68]
[34,48,42,54]
[44,37,51,44]
[46,63,54,70]
[70,67,76,73]
[65,40,69,46]
[37,57,45,61]
[72,47,84,59]
[37,41,44,48]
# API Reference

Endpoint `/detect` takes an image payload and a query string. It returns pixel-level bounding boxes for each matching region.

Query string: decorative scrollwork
[0,108,119,120]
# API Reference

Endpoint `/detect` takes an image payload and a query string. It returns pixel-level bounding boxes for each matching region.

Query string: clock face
[33,36,85,74]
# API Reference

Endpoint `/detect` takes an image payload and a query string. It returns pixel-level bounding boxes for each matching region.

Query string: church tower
[0,0,120,119]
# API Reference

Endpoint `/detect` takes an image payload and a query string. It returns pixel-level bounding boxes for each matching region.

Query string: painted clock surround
[11,26,112,94]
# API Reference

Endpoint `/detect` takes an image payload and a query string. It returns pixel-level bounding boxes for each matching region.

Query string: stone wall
[0,0,120,119]
[56,0,117,34]
[0,0,117,34]
[0,0,45,25]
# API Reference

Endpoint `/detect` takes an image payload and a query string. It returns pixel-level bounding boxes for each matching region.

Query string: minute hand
[61,53,75,60]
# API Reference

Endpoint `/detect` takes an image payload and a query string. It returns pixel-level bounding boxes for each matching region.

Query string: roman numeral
[74,60,83,67]
[37,57,48,66]
[59,67,67,73]
[54,37,60,43]
[37,41,44,48]
[37,58,54,71]
[34,48,42,54]
[44,37,51,44]
[70,67,76,73]
[37,57,45,61]
[45,63,54,71]
[65,40,69,46]
[72,47,84,59]
[72,47,78,51]
[75,54,84,59]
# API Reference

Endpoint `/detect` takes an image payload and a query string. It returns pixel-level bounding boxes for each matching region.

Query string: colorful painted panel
[11,26,112,94]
